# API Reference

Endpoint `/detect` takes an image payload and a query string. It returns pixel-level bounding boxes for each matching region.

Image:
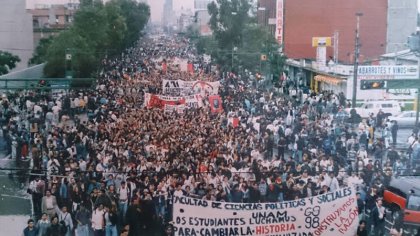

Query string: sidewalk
[0,146,31,235]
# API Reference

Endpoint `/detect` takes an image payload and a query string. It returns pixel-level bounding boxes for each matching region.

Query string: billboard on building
[357,65,418,80]
[275,0,284,46]
[312,37,332,47]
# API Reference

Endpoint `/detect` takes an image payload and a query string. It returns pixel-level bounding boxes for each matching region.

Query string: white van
[348,100,402,118]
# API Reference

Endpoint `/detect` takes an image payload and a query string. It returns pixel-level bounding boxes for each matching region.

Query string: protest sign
[209,95,223,113]
[162,80,220,96]
[192,81,220,97]
[144,93,185,109]
[144,93,202,113]
[185,94,203,109]
[173,187,358,236]
[162,80,184,96]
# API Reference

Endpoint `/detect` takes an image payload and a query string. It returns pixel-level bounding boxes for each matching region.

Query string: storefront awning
[314,75,343,85]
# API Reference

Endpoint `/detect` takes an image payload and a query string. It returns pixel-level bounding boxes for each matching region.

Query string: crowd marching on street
[10,34,420,236]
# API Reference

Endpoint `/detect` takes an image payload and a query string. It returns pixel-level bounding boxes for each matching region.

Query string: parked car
[388,111,419,128]
[383,176,420,231]
[347,100,401,118]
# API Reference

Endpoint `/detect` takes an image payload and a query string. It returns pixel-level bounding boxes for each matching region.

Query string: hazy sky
[27,0,195,23]
[25,0,420,23]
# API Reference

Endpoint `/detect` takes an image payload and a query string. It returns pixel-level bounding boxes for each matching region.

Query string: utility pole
[231,46,234,72]
[65,48,73,79]
[352,13,363,108]
[417,58,420,126]
[333,31,339,64]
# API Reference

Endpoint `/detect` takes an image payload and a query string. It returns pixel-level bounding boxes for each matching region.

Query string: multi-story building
[29,3,78,49]
[258,0,417,64]
[254,0,418,102]
[257,0,276,36]
[175,8,194,33]
[386,0,418,53]
[162,0,174,28]
[0,0,33,71]
[194,0,212,35]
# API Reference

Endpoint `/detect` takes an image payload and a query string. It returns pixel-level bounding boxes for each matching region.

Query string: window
[387,186,406,198]
[381,104,393,108]
[364,104,374,109]
[407,195,420,211]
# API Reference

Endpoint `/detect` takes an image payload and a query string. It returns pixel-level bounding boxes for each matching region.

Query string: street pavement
[0,148,31,235]
[0,112,415,236]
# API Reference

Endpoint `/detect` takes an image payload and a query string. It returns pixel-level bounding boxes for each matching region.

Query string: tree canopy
[39,0,150,78]
[0,51,20,75]
[203,0,285,80]
[29,37,54,66]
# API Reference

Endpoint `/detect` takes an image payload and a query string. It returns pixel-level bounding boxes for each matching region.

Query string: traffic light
[260,54,267,61]
[360,80,386,90]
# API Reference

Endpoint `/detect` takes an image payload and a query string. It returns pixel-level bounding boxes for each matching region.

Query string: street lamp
[231,46,238,72]
[351,12,363,108]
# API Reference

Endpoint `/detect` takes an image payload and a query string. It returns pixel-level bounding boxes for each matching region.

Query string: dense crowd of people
[12,34,418,236]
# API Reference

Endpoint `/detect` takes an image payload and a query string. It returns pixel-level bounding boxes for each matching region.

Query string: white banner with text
[173,187,358,236]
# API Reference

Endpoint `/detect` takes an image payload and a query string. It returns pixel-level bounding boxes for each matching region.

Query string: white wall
[386,0,418,53]
[0,0,34,72]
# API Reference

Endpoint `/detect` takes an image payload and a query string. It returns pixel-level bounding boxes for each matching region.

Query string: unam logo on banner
[172,187,358,236]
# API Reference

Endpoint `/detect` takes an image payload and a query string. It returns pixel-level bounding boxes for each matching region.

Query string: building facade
[30,4,78,47]
[258,0,417,64]
[0,0,33,71]
[163,0,174,28]
[283,0,388,64]
[194,0,212,36]
[257,0,276,36]
[386,0,418,53]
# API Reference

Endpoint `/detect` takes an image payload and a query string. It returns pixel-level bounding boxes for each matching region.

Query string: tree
[207,0,252,72]
[0,51,20,75]
[72,2,108,51]
[206,0,285,75]
[44,30,97,78]
[103,1,128,53]
[29,37,54,66]
[117,0,150,47]
[44,0,149,78]
[208,0,251,50]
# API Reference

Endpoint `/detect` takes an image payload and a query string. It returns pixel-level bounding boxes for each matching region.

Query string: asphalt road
[0,125,416,235]
[0,149,31,235]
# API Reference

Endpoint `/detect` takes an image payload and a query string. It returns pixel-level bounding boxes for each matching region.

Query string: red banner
[209,95,223,113]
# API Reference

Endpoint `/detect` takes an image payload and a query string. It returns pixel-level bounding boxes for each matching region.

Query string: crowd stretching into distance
[11,35,416,236]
